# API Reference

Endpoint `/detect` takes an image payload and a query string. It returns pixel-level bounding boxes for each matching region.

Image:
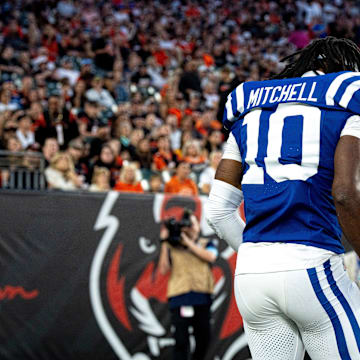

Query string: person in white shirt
[45,152,83,190]
[53,57,80,87]
[86,76,117,111]
[16,114,35,149]
[0,89,20,113]
[165,114,182,151]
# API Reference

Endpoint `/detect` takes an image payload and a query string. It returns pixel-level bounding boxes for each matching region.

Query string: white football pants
[234,256,360,359]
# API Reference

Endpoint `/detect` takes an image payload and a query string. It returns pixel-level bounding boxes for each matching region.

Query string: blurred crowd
[0,0,359,195]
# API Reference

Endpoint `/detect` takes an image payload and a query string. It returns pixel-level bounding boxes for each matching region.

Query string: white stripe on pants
[234,256,360,359]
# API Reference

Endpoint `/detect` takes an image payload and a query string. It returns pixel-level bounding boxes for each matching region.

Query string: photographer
[158,210,217,360]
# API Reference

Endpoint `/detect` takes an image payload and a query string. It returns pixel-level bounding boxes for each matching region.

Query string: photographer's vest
[167,238,214,298]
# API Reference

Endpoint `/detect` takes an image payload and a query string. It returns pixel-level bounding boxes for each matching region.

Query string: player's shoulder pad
[223,82,244,130]
[325,71,360,107]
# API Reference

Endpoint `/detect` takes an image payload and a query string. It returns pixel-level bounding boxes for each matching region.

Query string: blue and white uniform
[222,71,360,359]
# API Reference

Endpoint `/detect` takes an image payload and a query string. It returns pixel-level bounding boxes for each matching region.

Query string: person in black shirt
[130,63,152,88]
[178,60,202,101]
[35,95,79,149]
[92,37,114,72]
[0,46,24,81]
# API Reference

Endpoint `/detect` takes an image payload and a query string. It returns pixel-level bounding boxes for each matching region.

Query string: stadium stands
[0,0,358,192]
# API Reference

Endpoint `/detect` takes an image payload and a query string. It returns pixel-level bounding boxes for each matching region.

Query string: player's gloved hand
[223,119,233,132]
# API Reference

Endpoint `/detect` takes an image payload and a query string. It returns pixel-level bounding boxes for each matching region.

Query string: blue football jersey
[224,71,360,254]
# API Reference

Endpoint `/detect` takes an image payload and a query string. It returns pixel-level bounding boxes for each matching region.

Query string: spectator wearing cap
[113,163,144,193]
[164,161,198,196]
[16,114,35,149]
[199,150,222,194]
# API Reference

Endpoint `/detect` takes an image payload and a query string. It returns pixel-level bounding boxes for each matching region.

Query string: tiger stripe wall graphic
[0,190,251,360]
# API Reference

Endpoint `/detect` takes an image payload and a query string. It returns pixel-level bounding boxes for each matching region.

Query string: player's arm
[332,116,360,257]
[205,133,245,252]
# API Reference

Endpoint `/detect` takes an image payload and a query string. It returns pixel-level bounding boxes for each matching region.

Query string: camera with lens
[163,209,193,247]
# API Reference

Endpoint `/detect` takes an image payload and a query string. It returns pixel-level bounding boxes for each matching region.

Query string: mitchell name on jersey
[224,71,360,126]
[224,71,360,254]
[246,81,319,109]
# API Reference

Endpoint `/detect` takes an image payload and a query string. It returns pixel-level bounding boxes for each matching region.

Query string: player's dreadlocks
[273,37,360,79]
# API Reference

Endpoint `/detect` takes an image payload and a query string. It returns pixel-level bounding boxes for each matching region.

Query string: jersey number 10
[242,103,321,184]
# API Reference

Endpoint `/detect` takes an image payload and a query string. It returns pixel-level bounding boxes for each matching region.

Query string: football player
[206,37,360,359]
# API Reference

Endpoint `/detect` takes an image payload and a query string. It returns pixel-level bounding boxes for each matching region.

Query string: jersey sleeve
[222,82,245,130]
[325,72,360,114]
[222,132,242,162]
[341,115,360,139]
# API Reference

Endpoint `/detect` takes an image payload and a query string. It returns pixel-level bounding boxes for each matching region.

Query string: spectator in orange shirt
[114,163,144,193]
[164,161,198,196]
[182,140,207,165]
[195,109,221,137]
[182,139,207,176]
[152,135,178,172]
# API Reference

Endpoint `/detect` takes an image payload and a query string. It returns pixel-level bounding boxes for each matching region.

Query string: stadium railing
[0,150,46,190]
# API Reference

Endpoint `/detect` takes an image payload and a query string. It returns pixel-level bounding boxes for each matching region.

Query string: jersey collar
[301,70,325,77]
